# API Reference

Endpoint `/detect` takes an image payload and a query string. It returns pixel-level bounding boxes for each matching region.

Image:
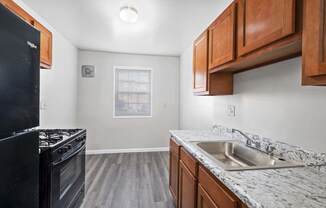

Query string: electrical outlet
[227,105,236,117]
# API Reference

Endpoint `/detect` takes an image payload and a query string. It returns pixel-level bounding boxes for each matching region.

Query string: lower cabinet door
[179,161,197,208]
[169,150,179,205]
[197,184,219,208]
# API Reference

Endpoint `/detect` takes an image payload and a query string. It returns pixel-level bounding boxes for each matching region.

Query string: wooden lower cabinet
[178,161,197,208]
[169,138,180,206]
[169,140,248,208]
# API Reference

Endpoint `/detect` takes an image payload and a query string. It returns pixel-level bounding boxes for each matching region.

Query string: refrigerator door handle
[27,41,38,49]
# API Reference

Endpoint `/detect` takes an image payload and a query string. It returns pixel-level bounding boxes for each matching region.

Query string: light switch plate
[227,105,236,117]
[40,100,47,110]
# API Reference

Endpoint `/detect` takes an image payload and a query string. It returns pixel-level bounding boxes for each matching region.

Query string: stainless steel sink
[191,141,304,171]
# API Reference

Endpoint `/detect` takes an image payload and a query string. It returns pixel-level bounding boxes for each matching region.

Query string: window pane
[114,68,152,117]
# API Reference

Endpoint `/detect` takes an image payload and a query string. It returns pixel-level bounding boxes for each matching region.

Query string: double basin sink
[191,140,304,171]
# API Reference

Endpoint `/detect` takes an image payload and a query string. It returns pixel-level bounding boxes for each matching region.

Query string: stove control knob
[76,137,84,142]
[58,148,66,154]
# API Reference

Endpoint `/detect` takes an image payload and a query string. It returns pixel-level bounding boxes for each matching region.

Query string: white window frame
[113,66,153,119]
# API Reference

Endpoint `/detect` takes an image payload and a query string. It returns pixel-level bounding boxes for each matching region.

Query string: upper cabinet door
[237,0,296,56]
[193,31,208,93]
[302,0,326,77]
[208,3,236,70]
[33,20,53,69]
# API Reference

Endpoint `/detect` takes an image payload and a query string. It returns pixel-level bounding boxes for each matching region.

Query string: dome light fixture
[120,6,138,23]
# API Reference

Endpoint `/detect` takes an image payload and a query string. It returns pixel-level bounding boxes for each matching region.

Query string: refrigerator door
[0,4,40,135]
[0,131,39,208]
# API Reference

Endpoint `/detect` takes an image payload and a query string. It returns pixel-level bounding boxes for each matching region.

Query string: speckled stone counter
[169,128,326,208]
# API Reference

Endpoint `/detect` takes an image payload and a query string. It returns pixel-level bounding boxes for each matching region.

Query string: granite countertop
[169,128,326,208]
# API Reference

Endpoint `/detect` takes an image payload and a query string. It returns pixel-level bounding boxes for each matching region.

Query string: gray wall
[16,0,78,128]
[180,45,326,153]
[77,50,179,151]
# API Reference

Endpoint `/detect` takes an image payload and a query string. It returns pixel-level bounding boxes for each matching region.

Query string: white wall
[180,45,326,153]
[38,35,78,128]
[77,50,179,151]
[15,0,78,128]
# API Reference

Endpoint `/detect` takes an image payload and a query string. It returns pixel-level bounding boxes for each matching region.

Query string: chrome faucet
[231,129,261,149]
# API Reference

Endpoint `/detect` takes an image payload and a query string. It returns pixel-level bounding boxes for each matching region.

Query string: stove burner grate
[38,129,82,148]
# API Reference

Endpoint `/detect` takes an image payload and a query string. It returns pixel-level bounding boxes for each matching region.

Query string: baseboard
[86,147,169,155]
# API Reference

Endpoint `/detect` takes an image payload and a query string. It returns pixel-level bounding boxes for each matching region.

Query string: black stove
[39,128,86,208]
[39,129,83,149]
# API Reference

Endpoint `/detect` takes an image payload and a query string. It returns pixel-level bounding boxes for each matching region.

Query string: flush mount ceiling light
[120,6,138,23]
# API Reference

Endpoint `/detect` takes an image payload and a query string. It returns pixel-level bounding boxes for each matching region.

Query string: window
[113,66,152,118]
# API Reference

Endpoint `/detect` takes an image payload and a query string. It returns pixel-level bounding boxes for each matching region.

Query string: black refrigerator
[0,4,40,208]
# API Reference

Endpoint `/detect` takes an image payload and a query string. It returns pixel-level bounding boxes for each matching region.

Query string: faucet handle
[246,138,252,146]
[266,145,276,155]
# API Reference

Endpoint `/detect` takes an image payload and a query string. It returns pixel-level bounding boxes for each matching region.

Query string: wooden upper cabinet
[33,20,53,69]
[302,0,326,85]
[193,31,233,96]
[0,0,33,25]
[237,0,296,56]
[208,2,236,70]
[193,31,209,93]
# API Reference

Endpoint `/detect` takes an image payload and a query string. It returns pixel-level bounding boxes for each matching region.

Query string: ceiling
[22,0,232,56]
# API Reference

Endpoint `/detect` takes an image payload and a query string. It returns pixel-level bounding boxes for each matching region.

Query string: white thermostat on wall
[81,65,95,78]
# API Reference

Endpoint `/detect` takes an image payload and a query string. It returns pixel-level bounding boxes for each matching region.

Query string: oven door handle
[52,143,86,166]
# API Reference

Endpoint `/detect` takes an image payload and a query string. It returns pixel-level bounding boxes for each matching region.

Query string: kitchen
[0,0,325,208]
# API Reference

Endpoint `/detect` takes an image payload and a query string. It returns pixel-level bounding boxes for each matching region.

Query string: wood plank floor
[80,152,175,208]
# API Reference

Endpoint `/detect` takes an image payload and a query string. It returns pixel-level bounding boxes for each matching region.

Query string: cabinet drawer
[198,166,238,208]
[180,147,198,177]
[170,138,180,156]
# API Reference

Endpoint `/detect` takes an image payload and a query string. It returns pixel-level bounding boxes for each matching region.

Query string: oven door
[51,144,85,208]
